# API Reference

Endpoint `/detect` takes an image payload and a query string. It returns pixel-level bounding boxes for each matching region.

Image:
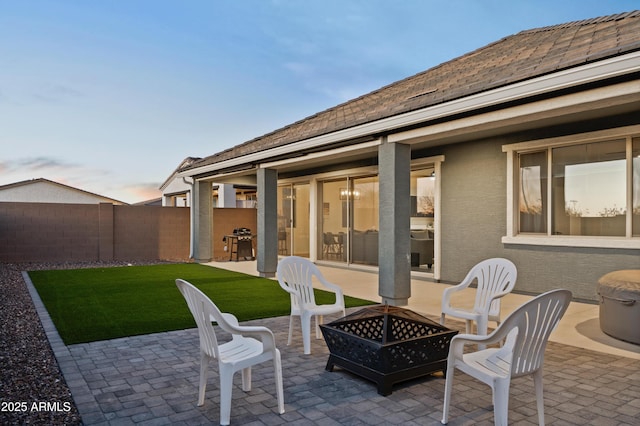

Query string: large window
[551,139,626,237]
[518,151,547,233]
[506,129,640,247]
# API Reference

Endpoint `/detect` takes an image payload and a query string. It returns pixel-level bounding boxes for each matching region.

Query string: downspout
[183,176,196,259]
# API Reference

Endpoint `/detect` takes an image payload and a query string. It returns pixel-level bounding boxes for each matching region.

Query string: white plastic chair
[276,256,346,355]
[441,288,572,426]
[175,279,285,425]
[440,258,517,348]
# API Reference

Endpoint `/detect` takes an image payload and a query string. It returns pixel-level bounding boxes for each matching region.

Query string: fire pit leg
[325,356,336,372]
[377,381,392,396]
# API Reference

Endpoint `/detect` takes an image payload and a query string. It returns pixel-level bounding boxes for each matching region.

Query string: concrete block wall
[0,202,190,263]
[113,205,190,261]
[212,208,258,261]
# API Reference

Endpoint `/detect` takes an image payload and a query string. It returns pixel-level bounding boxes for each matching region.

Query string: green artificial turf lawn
[29,263,375,345]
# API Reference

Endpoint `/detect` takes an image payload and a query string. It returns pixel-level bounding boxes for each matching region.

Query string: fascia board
[393,79,640,145]
[259,139,381,169]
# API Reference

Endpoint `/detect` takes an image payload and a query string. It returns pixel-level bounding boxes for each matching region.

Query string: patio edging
[23,271,105,424]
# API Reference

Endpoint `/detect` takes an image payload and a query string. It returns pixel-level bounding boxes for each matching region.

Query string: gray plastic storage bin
[597,270,640,345]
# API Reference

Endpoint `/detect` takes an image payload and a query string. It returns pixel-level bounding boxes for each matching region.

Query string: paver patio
[26,269,640,425]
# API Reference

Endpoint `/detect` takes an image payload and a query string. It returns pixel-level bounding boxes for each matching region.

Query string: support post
[378,141,411,305]
[257,168,278,277]
[192,180,212,262]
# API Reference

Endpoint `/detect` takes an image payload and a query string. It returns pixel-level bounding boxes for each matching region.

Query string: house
[160,157,257,208]
[170,11,640,303]
[0,178,127,205]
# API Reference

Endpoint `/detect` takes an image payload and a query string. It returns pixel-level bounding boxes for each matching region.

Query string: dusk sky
[1,1,637,203]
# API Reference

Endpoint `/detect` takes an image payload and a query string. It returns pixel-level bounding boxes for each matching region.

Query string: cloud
[0,156,110,186]
[16,156,76,170]
[32,83,85,104]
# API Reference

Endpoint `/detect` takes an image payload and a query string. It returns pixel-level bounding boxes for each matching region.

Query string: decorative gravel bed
[0,261,169,425]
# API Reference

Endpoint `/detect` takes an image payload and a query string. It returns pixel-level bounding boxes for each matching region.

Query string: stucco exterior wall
[438,138,640,302]
[0,181,124,204]
[0,202,190,263]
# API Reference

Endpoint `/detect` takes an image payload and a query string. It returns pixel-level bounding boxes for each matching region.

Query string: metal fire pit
[320,305,457,395]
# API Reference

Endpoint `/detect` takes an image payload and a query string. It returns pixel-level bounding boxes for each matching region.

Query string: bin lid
[597,270,640,300]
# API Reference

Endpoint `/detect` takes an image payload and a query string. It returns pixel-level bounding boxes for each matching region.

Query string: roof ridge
[518,10,640,34]
[0,178,129,204]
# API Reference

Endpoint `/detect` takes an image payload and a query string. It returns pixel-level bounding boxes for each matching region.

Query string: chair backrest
[175,279,227,359]
[500,289,572,377]
[323,232,335,245]
[276,256,320,310]
[469,258,517,316]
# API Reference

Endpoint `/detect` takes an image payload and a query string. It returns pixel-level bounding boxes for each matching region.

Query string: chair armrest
[277,280,304,304]
[236,326,278,351]
[215,313,278,351]
[443,272,475,296]
[441,263,484,312]
[448,324,517,359]
[441,278,474,309]
[317,276,344,300]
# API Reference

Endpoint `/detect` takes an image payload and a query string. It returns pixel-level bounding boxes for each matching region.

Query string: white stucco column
[192,180,212,262]
[217,183,237,207]
[162,195,174,206]
[378,140,411,305]
[257,168,278,277]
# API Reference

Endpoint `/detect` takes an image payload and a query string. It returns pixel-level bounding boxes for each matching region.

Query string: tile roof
[186,11,640,172]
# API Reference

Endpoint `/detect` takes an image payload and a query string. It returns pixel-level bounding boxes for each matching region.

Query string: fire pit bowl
[320,305,457,395]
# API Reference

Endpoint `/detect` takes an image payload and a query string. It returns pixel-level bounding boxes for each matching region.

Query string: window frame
[502,125,640,249]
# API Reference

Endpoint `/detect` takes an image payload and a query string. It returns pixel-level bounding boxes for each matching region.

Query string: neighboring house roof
[0,178,128,205]
[184,10,640,172]
[159,156,202,190]
[134,197,163,206]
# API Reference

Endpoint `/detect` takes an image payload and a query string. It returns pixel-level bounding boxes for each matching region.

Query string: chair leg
[533,369,546,426]
[241,367,252,392]
[287,315,294,346]
[315,315,322,339]
[301,313,312,355]
[477,317,488,350]
[198,352,210,406]
[495,320,504,347]
[439,313,446,326]
[273,349,285,414]
[219,368,235,426]
[441,364,454,424]
[492,378,510,426]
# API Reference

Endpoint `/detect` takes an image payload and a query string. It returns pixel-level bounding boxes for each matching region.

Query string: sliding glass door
[410,168,436,272]
[320,179,347,262]
[320,175,379,265]
[277,183,310,257]
[351,176,379,265]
